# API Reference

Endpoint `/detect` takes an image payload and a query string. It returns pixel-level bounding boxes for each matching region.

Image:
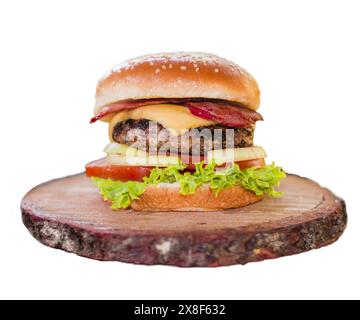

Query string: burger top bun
[95,52,260,115]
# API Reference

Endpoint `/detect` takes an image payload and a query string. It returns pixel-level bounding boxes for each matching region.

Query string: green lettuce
[92,162,286,209]
[91,177,146,209]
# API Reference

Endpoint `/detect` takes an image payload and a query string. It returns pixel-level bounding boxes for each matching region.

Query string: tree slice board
[21,173,347,267]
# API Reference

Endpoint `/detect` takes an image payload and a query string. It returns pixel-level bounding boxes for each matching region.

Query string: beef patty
[112,119,254,156]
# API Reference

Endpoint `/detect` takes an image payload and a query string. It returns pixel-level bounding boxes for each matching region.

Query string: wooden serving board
[21,173,347,267]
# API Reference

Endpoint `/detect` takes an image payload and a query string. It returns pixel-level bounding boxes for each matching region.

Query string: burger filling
[87,100,286,209]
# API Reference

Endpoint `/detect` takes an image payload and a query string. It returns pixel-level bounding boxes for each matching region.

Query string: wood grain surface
[21,173,347,267]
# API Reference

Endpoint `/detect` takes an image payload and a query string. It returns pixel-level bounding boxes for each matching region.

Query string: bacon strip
[184,101,263,127]
[90,99,171,123]
[90,98,263,128]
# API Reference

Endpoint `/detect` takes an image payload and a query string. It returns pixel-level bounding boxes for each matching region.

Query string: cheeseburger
[86,52,285,211]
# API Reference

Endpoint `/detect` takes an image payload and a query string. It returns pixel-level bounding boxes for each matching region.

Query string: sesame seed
[180,66,187,70]
[195,67,200,72]
[162,65,166,69]
[155,68,160,74]
[214,68,219,73]
[169,64,173,69]
[149,62,154,66]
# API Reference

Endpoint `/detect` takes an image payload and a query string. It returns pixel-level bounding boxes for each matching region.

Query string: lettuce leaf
[91,177,146,209]
[236,163,286,197]
[92,162,286,209]
[146,161,285,197]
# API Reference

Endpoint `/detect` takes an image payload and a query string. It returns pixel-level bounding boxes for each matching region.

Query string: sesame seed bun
[130,183,262,211]
[95,52,260,115]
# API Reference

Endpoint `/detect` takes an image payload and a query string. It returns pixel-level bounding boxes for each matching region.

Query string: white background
[1,0,359,300]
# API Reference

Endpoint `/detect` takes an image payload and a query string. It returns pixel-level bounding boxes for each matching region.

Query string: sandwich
[86,52,285,211]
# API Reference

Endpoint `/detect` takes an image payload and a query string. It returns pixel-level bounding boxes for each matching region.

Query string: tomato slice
[216,158,265,169]
[86,157,266,181]
[235,158,265,169]
[86,158,153,181]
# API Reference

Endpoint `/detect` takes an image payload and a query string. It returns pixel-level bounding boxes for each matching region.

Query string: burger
[86,52,285,211]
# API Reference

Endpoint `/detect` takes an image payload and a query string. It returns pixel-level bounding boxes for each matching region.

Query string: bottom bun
[131,184,262,211]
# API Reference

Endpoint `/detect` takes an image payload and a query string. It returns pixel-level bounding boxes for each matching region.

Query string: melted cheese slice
[109,104,215,139]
